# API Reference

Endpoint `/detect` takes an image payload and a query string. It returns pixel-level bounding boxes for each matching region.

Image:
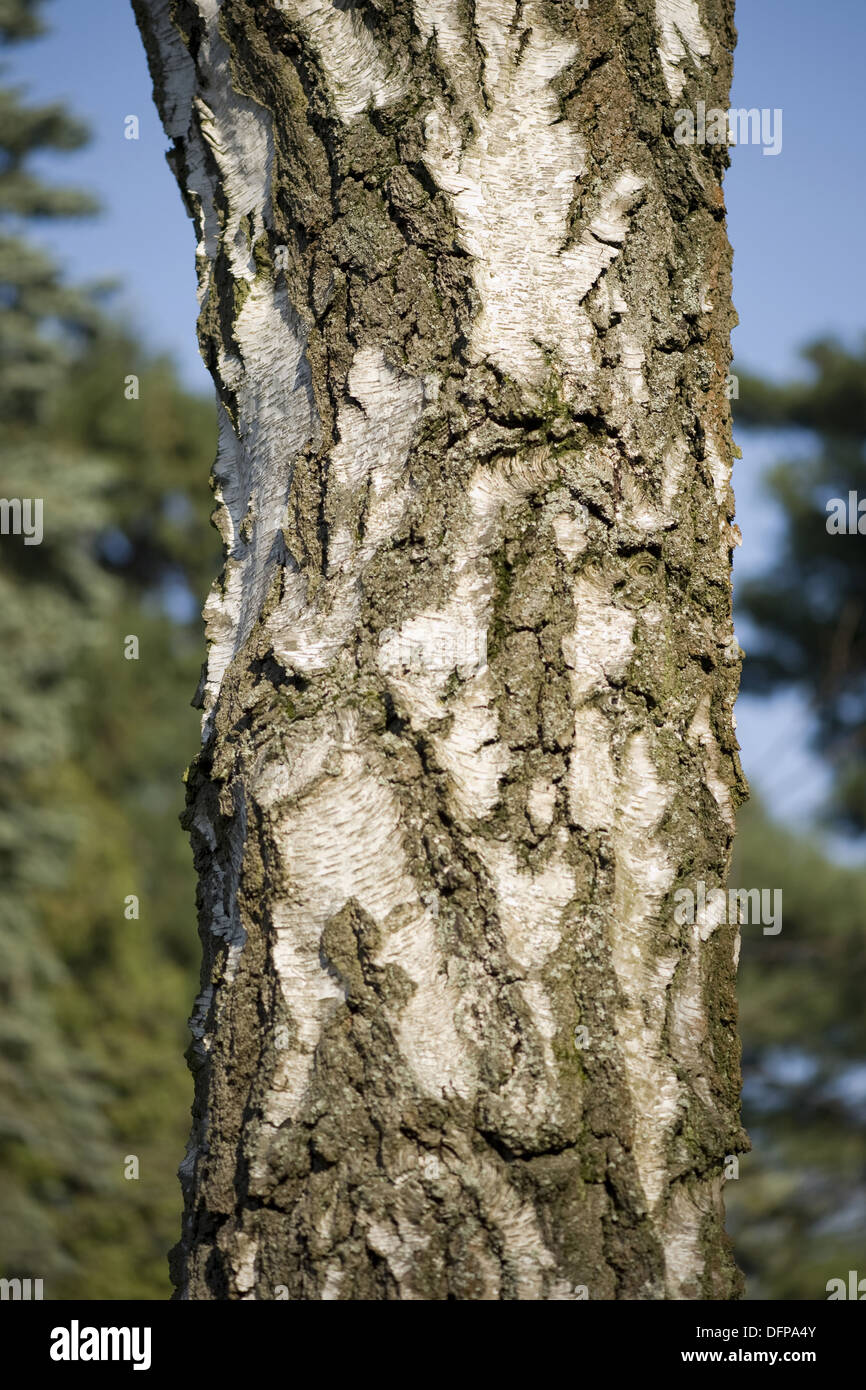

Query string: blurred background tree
[726,343,866,1298]
[736,342,866,833]
[728,802,866,1299]
[0,0,216,1297]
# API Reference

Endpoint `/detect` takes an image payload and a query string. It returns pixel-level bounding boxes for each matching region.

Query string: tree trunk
[133,0,746,1300]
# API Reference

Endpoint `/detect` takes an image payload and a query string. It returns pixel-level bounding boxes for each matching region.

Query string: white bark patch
[278,0,406,119]
[654,0,712,100]
[329,346,421,494]
[417,0,643,386]
[413,0,471,93]
[619,436,691,533]
[704,433,731,506]
[609,730,728,1296]
[662,437,691,510]
[320,1264,344,1300]
[379,569,509,823]
[448,1147,564,1299]
[662,1179,718,1298]
[527,777,558,832]
[364,1210,432,1299]
[477,839,575,973]
[361,1140,569,1298]
[230,1231,258,1299]
[569,707,617,830]
[155,2,321,728]
[379,450,562,821]
[670,912,721,1114]
[377,899,478,1102]
[563,573,636,700]
[139,0,197,141]
[561,558,708,1283]
[565,572,635,830]
[688,690,735,830]
[251,714,475,1137]
[434,664,511,822]
[269,348,425,677]
[553,511,590,561]
[373,445,587,1137]
[563,568,703,1240]
[618,331,649,404]
[202,283,317,717]
[609,732,680,1213]
[474,839,576,1125]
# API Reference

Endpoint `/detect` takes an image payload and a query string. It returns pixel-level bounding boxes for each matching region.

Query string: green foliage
[0,355,217,1297]
[0,62,102,423]
[736,339,866,833]
[726,802,866,1300]
[729,341,866,1297]
[0,0,218,1298]
[0,0,45,42]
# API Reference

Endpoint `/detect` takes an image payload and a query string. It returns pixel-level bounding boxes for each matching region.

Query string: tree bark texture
[133,0,746,1300]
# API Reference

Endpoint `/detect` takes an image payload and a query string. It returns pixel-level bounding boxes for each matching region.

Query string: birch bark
[133,0,746,1300]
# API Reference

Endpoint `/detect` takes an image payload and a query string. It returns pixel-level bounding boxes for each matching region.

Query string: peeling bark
[133,0,746,1300]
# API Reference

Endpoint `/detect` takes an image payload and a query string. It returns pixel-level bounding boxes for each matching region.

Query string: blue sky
[9,0,866,846]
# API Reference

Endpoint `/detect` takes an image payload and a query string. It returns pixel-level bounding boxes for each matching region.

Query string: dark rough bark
[133,0,746,1300]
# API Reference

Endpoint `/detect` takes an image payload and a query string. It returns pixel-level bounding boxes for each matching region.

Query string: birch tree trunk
[133,0,746,1300]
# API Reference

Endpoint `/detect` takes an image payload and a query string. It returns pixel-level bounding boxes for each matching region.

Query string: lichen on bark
[133,0,747,1300]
